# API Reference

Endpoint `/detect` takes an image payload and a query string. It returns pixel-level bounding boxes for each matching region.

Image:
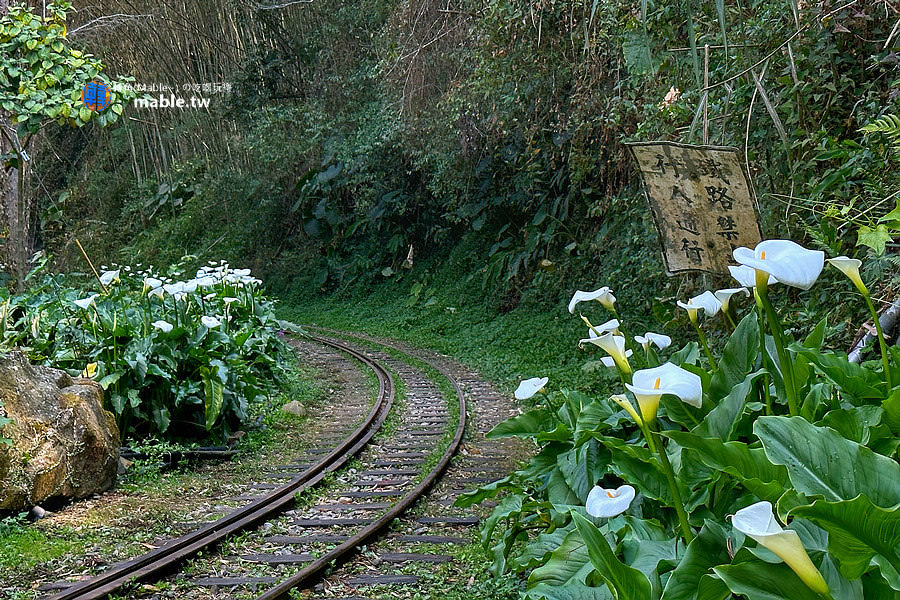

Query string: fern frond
[861,114,900,148]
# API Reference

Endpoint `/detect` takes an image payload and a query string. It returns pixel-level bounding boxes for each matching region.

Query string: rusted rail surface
[255,327,467,599]
[45,334,395,600]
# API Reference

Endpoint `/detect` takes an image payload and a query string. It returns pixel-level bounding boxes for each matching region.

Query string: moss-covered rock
[0,352,119,510]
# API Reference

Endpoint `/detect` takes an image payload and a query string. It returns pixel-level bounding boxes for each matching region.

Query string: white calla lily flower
[676,291,722,320]
[634,332,672,351]
[731,501,830,596]
[714,287,750,312]
[200,315,222,329]
[514,377,549,400]
[151,320,174,333]
[223,297,239,304]
[586,484,636,518]
[827,256,866,292]
[579,318,620,343]
[733,240,824,290]
[625,362,702,422]
[729,265,775,288]
[163,282,183,295]
[601,349,633,368]
[609,394,642,424]
[74,294,98,310]
[143,277,163,293]
[148,286,165,299]
[99,269,120,286]
[581,332,631,374]
[196,275,218,287]
[568,287,616,314]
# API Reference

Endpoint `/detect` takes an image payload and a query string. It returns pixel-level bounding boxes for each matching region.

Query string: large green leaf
[572,512,652,600]
[454,475,514,507]
[883,389,900,433]
[203,370,225,431]
[662,521,731,600]
[558,441,608,502]
[528,528,593,589]
[796,348,885,402]
[818,406,884,444]
[575,397,618,444]
[791,496,900,581]
[803,318,828,352]
[695,370,764,441]
[755,416,900,507]
[710,312,759,399]
[862,570,900,598]
[488,408,556,439]
[528,581,614,600]
[546,468,581,505]
[480,492,524,547]
[714,560,828,600]
[670,341,701,366]
[514,527,572,572]
[621,516,679,588]
[539,422,577,443]
[666,431,788,502]
[820,555,864,600]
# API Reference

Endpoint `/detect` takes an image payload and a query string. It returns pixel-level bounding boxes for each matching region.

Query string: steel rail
[45,334,394,600]
[255,327,468,600]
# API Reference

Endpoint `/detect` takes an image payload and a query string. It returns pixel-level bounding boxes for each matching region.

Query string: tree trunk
[0,0,24,292]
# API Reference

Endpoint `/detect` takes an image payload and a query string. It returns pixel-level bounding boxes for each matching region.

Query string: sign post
[627,141,763,275]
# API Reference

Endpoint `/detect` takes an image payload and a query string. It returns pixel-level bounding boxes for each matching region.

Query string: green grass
[285,295,591,395]
[0,516,82,572]
[278,250,619,402]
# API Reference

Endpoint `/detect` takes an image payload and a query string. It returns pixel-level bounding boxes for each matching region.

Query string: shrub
[0,258,292,441]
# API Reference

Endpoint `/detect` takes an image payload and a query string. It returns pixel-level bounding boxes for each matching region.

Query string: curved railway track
[41,332,469,600]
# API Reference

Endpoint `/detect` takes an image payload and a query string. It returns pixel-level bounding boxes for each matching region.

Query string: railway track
[37,330,518,600]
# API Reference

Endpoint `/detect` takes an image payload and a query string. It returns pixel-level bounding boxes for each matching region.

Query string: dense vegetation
[0,258,291,440]
[24,0,895,308]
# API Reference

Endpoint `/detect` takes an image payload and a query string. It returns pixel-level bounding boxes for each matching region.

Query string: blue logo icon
[82,80,110,111]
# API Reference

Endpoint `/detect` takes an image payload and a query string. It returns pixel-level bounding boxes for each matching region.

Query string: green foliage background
[25,0,892,318]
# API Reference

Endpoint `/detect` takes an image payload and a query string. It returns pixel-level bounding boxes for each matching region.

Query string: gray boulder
[0,352,119,510]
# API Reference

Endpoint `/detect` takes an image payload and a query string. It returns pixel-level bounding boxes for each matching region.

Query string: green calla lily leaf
[714,560,828,600]
[790,496,900,581]
[755,416,900,507]
[572,512,652,600]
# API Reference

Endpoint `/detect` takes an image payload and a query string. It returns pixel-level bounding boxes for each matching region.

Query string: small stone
[27,505,46,521]
[227,430,246,446]
[117,457,133,475]
[281,401,307,418]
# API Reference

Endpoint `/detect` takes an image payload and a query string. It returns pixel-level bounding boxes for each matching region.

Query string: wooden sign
[627,141,763,275]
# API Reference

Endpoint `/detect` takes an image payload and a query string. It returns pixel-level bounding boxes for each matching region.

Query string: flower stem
[638,419,658,454]
[754,298,773,415]
[863,292,893,390]
[649,429,694,544]
[692,319,717,371]
[756,283,800,416]
[723,307,737,332]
